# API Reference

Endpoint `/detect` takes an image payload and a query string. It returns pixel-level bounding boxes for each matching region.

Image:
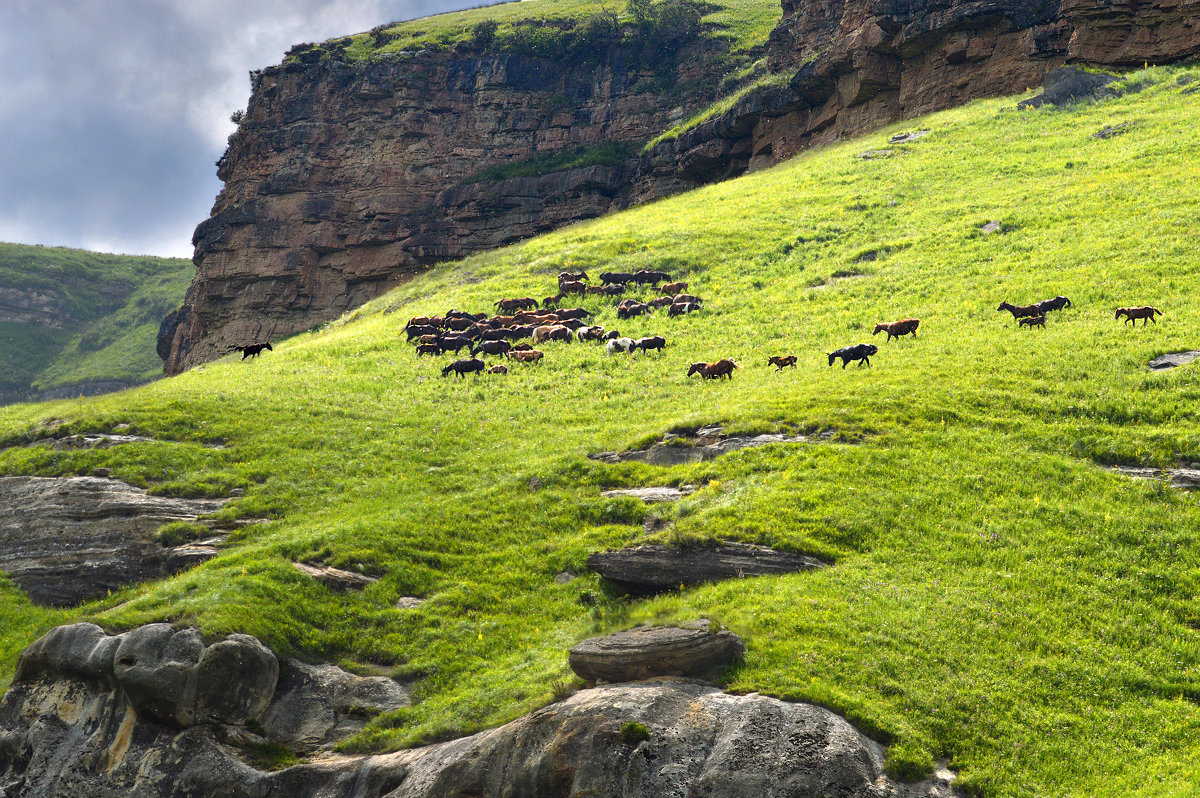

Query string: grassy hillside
[328,0,779,59]
[3,66,1200,796]
[0,243,192,403]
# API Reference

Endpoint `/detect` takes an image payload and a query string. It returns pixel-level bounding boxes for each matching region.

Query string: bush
[471,19,498,50]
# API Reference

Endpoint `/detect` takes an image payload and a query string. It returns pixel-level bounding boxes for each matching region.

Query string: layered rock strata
[0,476,228,606]
[568,620,745,682]
[588,541,828,594]
[0,622,959,797]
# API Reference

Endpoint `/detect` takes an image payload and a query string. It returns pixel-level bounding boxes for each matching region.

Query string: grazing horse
[441,358,486,378]
[237,343,273,359]
[827,343,878,369]
[634,336,666,353]
[495,297,539,312]
[1036,295,1072,313]
[1115,306,1162,325]
[997,301,1041,319]
[872,318,920,342]
[768,355,797,370]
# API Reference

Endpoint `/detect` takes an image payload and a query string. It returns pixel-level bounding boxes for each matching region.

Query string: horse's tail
[1154,307,1163,316]
[1064,297,1072,308]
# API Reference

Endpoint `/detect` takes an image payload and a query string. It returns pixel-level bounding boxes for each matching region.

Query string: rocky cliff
[639,0,1200,185]
[163,37,726,373]
[165,0,1200,373]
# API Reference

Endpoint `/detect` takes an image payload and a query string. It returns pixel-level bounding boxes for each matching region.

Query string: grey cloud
[0,0,487,258]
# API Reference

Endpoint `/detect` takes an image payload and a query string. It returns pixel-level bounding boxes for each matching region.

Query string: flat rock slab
[601,486,692,503]
[37,433,156,449]
[568,620,744,682]
[1149,350,1200,370]
[591,431,821,466]
[292,561,379,590]
[588,542,828,594]
[0,476,229,606]
[259,661,409,752]
[1107,465,1200,489]
[889,129,930,143]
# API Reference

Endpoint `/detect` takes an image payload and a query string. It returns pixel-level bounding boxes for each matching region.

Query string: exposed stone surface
[0,476,229,606]
[601,486,692,503]
[259,661,409,752]
[166,42,727,374]
[568,620,745,682]
[1018,65,1118,108]
[0,624,961,797]
[394,596,425,609]
[1149,350,1200,370]
[589,542,828,594]
[1107,465,1200,489]
[291,561,380,590]
[0,287,69,328]
[33,433,156,449]
[591,427,829,465]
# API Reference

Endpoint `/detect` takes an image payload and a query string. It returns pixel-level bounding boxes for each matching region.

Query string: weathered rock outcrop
[640,0,1200,185]
[260,661,410,752]
[568,620,745,682]
[589,542,828,594]
[0,476,228,606]
[168,0,1200,374]
[0,623,960,797]
[165,41,725,373]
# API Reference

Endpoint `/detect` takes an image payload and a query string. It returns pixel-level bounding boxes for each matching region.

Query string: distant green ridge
[0,243,192,403]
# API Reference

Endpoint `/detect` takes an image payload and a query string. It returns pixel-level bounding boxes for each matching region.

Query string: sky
[0,1,488,259]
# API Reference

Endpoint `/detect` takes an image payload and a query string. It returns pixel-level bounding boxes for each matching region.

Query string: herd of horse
[228,284,1164,381]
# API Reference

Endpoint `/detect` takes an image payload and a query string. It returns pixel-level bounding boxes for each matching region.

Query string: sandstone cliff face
[165,42,723,373]
[167,0,1200,374]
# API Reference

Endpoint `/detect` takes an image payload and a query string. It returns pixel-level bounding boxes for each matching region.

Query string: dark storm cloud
[0,0,487,257]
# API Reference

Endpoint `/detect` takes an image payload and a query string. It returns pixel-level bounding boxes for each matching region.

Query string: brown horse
[1115,306,1162,326]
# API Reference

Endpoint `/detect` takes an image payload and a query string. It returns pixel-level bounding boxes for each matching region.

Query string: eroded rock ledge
[0,476,229,606]
[589,542,829,594]
[0,622,958,797]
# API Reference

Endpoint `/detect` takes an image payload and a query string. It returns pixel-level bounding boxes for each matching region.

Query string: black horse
[1036,295,1072,313]
[827,343,877,369]
[236,342,272,359]
[441,358,486,378]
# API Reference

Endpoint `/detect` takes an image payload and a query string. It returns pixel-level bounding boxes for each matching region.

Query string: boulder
[1017,66,1117,108]
[588,542,828,594]
[0,476,229,606]
[14,622,278,727]
[259,662,409,752]
[568,621,744,682]
[1149,350,1200,370]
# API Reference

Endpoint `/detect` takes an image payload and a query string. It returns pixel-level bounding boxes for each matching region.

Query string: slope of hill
[0,243,192,404]
[4,66,1200,796]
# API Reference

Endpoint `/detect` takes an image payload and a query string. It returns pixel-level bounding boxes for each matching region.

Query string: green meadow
[3,67,1200,796]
